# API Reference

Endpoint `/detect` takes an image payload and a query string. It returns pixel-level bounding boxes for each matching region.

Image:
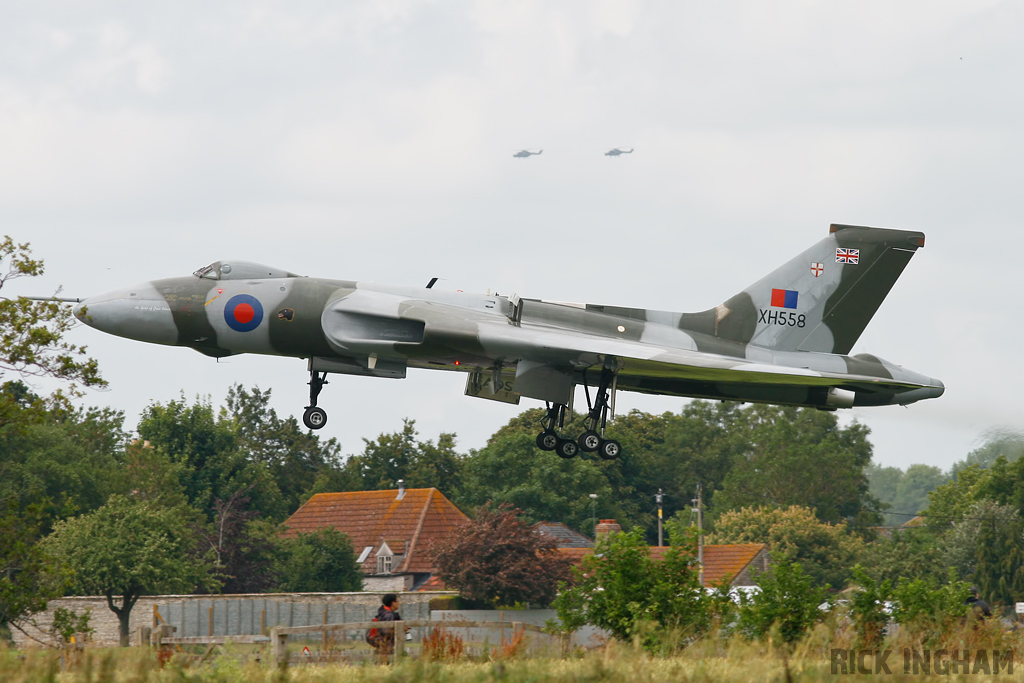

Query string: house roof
[534,522,595,548]
[416,575,448,591]
[557,543,767,586]
[283,488,469,575]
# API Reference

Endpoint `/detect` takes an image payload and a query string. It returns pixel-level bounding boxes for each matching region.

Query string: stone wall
[13,591,454,648]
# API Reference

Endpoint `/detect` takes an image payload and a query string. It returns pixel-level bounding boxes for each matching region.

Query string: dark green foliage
[860,528,948,585]
[0,500,63,635]
[431,503,572,607]
[278,527,362,593]
[224,384,343,516]
[458,431,615,534]
[713,405,880,526]
[849,566,893,648]
[554,528,715,646]
[736,559,828,645]
[971,504,1024,607]
[890,570,971,645]
[49,607,93,643]
[44,495,214,646]
[341,419,462,495]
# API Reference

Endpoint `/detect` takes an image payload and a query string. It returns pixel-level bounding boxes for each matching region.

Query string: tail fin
[681,224,926,354]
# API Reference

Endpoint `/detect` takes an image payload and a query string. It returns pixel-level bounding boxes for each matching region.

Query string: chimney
[397,479,405,500]
[594,519,621,540]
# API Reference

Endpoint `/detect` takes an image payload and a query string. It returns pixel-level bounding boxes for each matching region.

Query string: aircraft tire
[578,430,601,452]
[598,439,622,460]
[556,438,579,459]
[536,430,558,451]
[303,407,328,430]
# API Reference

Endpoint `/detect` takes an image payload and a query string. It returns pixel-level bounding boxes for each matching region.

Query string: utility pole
[696,482,704,586]
[589,494,598,539]
[656,489,664,547]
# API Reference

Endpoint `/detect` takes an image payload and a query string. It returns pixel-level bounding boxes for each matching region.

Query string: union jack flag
[835,248,859,264]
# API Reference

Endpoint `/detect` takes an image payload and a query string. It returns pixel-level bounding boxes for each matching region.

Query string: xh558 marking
[75,224,943,460]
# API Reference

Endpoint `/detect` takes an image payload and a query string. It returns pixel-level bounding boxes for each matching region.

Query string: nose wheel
[303,370,329,430]
[303,406,327,429]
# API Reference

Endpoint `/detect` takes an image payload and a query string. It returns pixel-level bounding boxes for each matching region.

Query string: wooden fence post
[271,627,287,668]
[394,621,405,661]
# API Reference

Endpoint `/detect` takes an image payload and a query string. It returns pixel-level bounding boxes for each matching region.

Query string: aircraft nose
[75,283,179,346]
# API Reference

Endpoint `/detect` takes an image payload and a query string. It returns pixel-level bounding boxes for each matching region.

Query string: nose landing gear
[303,370,329,430]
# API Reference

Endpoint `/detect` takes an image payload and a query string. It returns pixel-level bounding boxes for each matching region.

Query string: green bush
[736,559,828,645]
[891,569,971,646]
[553,528,715,649]
[849,565,893,648]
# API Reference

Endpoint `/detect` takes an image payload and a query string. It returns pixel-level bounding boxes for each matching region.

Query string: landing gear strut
[577,367,622,460]
[303,370,328,430]
[536,402,579,458]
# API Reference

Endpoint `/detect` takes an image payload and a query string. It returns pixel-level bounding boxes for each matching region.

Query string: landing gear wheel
[598,439,621,460]
[536,430,558,451]
[578,430,601,452]
[556,438,579,459]
[303,406,328,430]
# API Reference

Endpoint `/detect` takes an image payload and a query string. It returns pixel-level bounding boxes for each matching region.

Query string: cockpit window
[193,264,219,280]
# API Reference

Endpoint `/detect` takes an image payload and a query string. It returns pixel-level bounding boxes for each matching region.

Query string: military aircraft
[513,149,542,158]
[73,224,942,460]
[605,148,633,156]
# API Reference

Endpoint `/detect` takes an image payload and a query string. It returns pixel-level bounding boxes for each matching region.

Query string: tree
[553,527,717,646]
[735,559,828,645]
[224,384,343,515]
[458,432,614,534]
[137,395,285,520]
[712,405,879,525]
[194,492,281,594]
[923,464,989,531]
[0,390,125,532]
[277,527,362,593]
[432,503,571,607]
[859,528,947,585]
[952,430,1024,473]
[44,495,213,646]
[0,237,104,390]
[707,505,865,587]
[0,500,63,639]
[869,463,948,526]
[343,419,463,495]
[968,502,1024,607]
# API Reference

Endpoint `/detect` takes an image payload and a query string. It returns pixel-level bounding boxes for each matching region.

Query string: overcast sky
[4,1,1022,473]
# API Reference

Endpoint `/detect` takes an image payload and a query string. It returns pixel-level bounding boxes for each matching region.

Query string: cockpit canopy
[193,261,301,281]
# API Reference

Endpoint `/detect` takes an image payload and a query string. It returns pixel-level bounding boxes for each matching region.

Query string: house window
[377,555,393,574]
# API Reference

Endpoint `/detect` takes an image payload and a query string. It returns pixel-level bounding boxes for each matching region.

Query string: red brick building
[283,485,468,591]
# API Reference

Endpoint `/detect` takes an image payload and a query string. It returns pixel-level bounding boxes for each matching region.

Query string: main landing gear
[534,367,622,460]
[303,370,329,430]
[535,403,580,459]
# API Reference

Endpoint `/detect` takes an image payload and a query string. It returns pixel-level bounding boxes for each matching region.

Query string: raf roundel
[224,294,264,332]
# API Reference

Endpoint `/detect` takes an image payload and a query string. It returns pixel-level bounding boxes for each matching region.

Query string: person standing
[366,593,402,661]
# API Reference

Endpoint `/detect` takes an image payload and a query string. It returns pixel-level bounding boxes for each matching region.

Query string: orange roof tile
[416,575,448,591]
[557,543,767,586]
[283,488,469,575]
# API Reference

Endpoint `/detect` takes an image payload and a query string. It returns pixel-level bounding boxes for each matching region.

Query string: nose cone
[75,282,179,346]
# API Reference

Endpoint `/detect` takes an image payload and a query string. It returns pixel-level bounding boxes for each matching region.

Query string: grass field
[3,624,1021,682]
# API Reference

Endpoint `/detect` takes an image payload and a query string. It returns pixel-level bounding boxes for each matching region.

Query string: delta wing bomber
[74,224,943,460]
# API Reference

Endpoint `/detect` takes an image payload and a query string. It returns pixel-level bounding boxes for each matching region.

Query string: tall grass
[2,623,1021,682]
